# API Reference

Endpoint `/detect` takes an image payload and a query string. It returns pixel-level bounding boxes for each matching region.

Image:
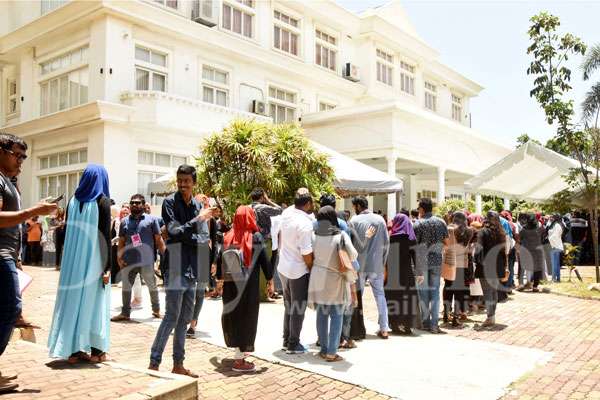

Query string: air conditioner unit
[252,99,266,115]
[342,62,360,82]
[192,0,219,27]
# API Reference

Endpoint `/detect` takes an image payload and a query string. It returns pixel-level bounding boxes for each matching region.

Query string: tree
[527,12,600,283]
[516,133,541,148]
[195,119,335,218]
[581,43,600,128]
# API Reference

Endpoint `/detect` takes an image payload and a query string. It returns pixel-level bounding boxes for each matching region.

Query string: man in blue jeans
[0,133,57,393]
[148,165,216,377]
[413,198,448,334]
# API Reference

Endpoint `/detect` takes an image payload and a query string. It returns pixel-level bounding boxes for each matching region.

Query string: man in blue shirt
[149,165,216,378]
[111,194,164,322]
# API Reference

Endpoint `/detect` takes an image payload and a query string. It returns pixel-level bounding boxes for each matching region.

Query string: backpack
[221,246,250,282]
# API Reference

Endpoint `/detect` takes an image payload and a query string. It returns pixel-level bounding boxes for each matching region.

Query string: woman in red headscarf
[218,205,273,373]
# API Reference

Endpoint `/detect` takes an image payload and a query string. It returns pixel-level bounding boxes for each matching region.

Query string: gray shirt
[349,210,389,274]
[0,173,21,261]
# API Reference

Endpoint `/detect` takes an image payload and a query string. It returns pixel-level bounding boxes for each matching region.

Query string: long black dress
[217,232,273,352]
[385,234,418,331]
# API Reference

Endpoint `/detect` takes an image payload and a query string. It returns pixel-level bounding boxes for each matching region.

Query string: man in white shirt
[278,189,314,354]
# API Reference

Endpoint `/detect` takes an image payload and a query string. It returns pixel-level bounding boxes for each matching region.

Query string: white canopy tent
[464,141,579,203]
[148,141,403,197]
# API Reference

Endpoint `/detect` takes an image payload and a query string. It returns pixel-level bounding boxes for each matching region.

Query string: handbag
[338,234,357,283]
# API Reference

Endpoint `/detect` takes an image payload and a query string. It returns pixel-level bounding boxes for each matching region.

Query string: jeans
[551,249,562,282]
[480,278,499,318]
[121,265,160,317]
[507,248,516,287]
[340,304,353,341]
[0,258,21,356]
[416,265,441,329]
[359,272,389,332]
[315,304,344,356]
[150,276,196,365]
[191,281,208,321]
[280,273,309,349]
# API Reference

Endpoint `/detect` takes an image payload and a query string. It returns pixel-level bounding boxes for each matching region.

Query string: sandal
[67,352,91,364]
[326,354,344,362]
[376,331,389,339]
[90,353,110,363]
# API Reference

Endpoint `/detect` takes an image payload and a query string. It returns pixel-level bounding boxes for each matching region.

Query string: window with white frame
[452,94,462,122]
[7,79,17,115]
[40,46,88,76]
[40,68,89,116]
[138,150,187,168]
[222,0,254,39]
[39,171,83,207]
[424,81,437,111]
[268,86,297,124]
[153,0,178,9]
[400,61,415,95]
[41,0,68,15]
[202,66,229,107]
[376,49,393,86]
[315,29,337,71]
[39,148,87,170]
[135,46,168,92]
[273,10,300,57]
[319,101,336,112]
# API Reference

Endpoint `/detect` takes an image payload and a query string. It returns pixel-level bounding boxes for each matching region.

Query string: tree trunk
[590,207,600,283]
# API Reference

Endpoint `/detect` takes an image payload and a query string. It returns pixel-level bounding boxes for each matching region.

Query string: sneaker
[232,359,256,372]
[286,344,307,354]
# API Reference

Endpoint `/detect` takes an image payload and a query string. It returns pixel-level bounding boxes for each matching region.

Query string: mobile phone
[49,194,64,203]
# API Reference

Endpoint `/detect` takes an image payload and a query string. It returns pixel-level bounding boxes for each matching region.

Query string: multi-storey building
[0,0,510,215]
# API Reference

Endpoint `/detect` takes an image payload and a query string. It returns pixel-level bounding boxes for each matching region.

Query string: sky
[336,0,600,147]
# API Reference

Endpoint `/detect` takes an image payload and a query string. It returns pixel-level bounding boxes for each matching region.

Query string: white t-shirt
[277,206,314,280]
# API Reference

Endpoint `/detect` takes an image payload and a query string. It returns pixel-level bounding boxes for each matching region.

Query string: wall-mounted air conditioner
[192,0,219,27]
[342,63,360,82]
[252,100,266,115]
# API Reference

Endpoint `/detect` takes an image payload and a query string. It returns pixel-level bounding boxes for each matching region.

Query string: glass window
[155,153,171,167]
[40,157,49,170]
[79,149,87,163]
[68,151,79,164]
[376,49,394,86]
[425,82,437,111]
[40,177,48,199]
[59,153,68,166]
[172,156,186,166]
[138,150,154,165]
[135,47,150,63]
[222,1,253,38]
[315,29,337,71]
[49,154,58,168]
[136,68,150,90]
[152,73,166,92]
[40,67,88,115]
[39,46,89,76]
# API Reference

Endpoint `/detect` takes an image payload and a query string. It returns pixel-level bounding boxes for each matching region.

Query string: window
[400,61,415,95]
[137,150,187,168]
[268,86,297,124]
[41,0,68,15]
[202,66,229,107]
[39,149,87,170]
[138,171,169,206]
[424,81,437,111]
[153,0,178,9]
[319,102,336,112]
[39,171,83,207]
[40,68,89,115]
[40,46,88,76]
[7,79,17,115]
[315,29,337,71]
[222,0,254,38]
[273,10,300,57]
[417,190,438,204]
[452,94,462,122]
[135,46,168,92]
[376,49,393,86]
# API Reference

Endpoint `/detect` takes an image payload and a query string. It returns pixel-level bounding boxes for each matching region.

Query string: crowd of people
[0,131,588,393]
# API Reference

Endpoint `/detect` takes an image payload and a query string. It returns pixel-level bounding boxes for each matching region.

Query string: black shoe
[186,327,196,338]
[430,326,447,334]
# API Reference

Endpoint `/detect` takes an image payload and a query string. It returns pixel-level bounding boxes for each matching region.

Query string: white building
[0,0,511,214]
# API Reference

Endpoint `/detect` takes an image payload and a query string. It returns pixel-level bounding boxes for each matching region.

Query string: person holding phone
[48,164,112,364]
[0,133,58,393]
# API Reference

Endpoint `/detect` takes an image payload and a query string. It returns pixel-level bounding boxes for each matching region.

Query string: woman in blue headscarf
[48,164,112,363]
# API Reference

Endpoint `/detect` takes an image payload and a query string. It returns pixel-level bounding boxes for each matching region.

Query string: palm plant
[582,43,600,128]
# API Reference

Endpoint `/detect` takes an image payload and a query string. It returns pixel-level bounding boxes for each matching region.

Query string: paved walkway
[2,265,600,399]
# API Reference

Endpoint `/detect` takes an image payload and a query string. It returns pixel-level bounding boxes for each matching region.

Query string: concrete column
[437,167,446,205]
[503,198,511,211]
[387,156,397,217]
[475,193,482,215]
[409,174,417,210]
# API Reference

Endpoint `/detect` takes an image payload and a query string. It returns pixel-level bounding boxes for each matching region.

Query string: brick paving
[4,265,600,399]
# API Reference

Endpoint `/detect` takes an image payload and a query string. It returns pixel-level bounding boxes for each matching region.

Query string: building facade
[0,0,511,214]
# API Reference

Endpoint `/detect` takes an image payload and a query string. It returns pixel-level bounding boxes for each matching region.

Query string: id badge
[131,233,142,248]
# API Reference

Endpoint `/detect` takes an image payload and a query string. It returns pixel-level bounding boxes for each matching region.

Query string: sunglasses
[130,200,143,205]
[3,149,27,161]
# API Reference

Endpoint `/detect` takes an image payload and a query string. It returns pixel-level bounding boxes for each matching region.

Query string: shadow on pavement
[45,360,101,370]
[208,356,268,376]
